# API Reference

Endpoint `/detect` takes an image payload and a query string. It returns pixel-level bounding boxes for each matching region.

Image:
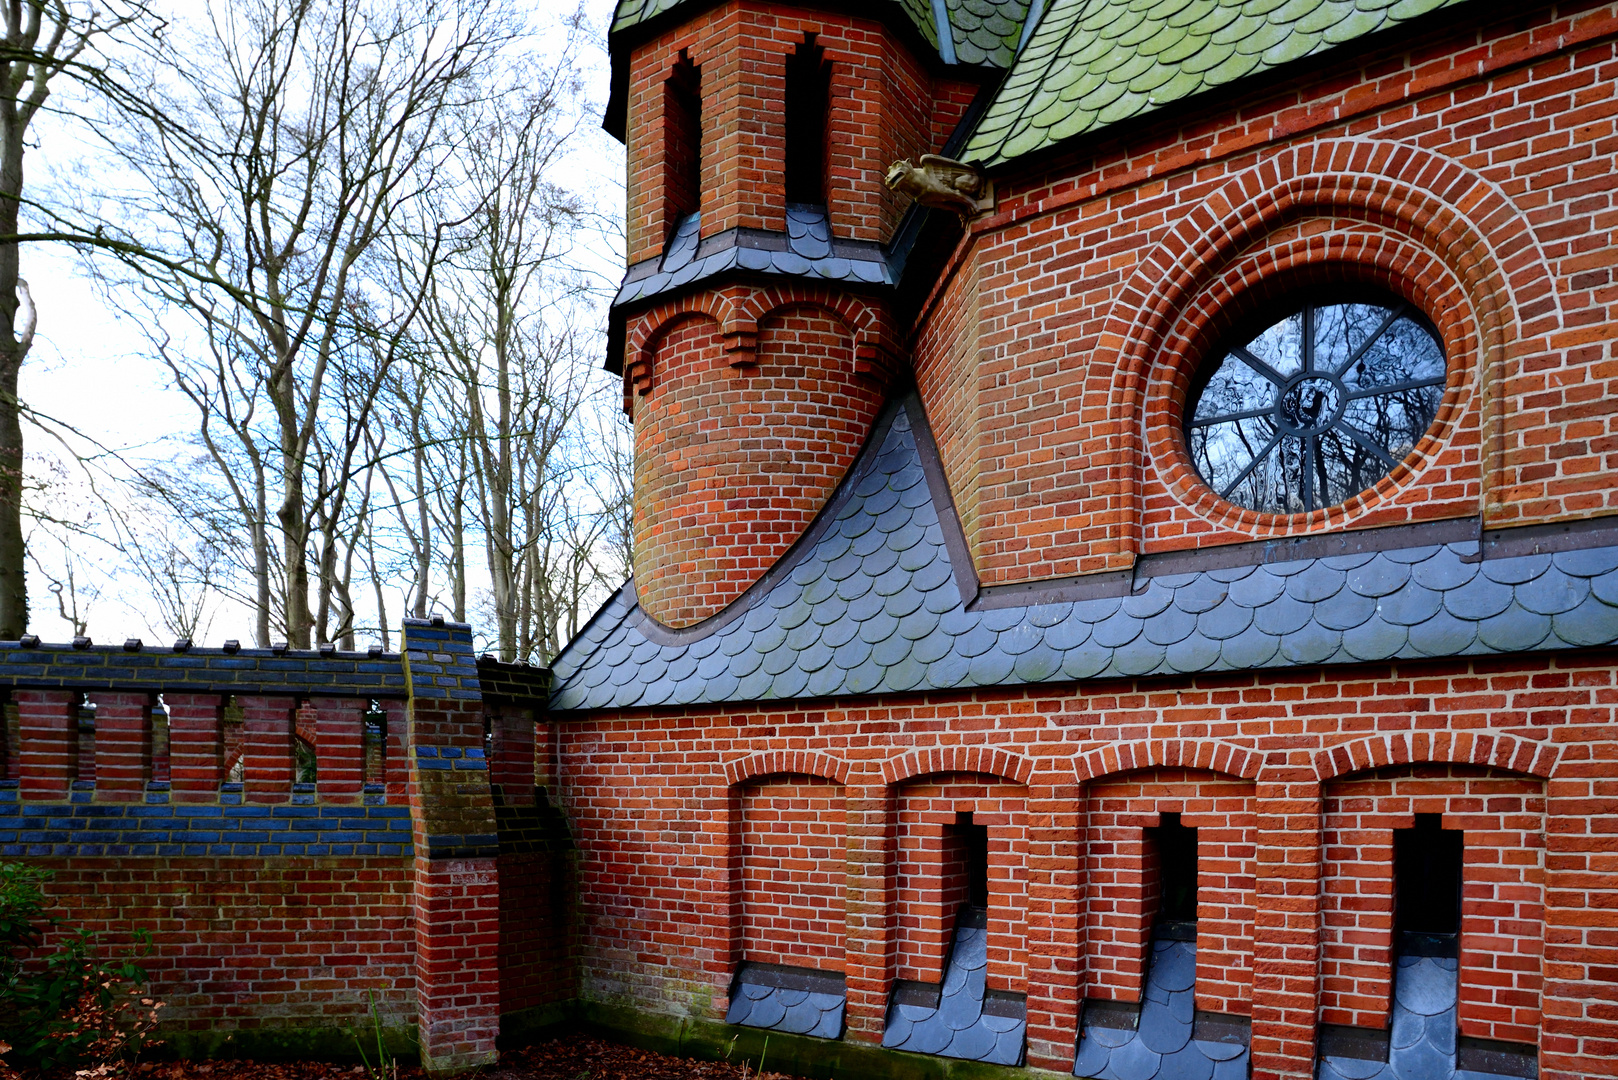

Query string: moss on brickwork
[573,1002,1072,1080]
[157,1024,420,1064]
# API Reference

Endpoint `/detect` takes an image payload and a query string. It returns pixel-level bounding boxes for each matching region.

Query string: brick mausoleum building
[6,2,1618,1080]
[548,0,1618,1078]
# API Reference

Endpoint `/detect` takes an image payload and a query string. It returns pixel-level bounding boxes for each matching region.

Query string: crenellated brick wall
[0,624,564,1074]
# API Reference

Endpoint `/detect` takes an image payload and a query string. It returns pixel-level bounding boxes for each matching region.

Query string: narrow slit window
[1394,813,1463,938]
[1150,812,1199,925]
[949,810,990,909]
[664,51,702,229]
[784,34,831,207]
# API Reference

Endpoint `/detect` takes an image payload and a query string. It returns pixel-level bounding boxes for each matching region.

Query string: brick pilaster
[238,696,295,804]
[401,617,499,1073]
[313,696,365,804]
[88,691,151,801]
[164,693,222,802]
[15,689,76,799]
[1250,778,1323,1080]
[842,781,893,1043]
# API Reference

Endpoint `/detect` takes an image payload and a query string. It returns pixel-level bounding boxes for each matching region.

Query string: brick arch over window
[881,746,1033,786]
[624,295,736,401]
[1311,730,1559,784]
[1073,738,1262,784]
[1105,139,1556,544]
[723,751,851,787]
[738,286,890,378]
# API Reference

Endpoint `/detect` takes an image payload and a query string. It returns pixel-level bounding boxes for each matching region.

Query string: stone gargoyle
[883,154,993,218]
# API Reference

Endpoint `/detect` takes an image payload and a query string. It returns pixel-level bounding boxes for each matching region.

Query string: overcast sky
[19,0,625,647]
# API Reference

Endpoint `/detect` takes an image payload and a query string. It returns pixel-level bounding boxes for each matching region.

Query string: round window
[1184,297,1447,515]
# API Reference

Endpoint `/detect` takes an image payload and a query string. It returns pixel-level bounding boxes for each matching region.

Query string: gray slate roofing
[726,962,846,1039]
[883,908,1026,1065]
[1317,939,1526,1080]
[609,0,1035,67]
[962,0,1469,168]
[547,393,1618,713]
[613,207,892,311]
[1072,934,1249,1080]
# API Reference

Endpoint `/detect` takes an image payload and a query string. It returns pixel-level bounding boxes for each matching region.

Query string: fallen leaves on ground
[115,1036,805,1080]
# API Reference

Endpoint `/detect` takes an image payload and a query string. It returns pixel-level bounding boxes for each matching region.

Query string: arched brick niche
[1319,763,1545,1046]
[1080,767,1257,1018]
[631,300,885,628]
[731,772,848,973]
[893,772,1029,993]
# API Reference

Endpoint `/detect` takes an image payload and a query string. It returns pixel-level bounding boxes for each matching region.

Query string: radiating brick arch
[1104,138,1555,541]
[724,751,850,787]
[624,296,738,397]
[1312,731,1559,783]
[1073,738,1262,783]
[881,746,1033,786]
[737,285,891,376]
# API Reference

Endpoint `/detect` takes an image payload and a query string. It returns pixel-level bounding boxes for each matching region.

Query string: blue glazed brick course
[0,796,412,858]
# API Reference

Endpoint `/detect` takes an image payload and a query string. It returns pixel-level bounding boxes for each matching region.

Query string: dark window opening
[1395,813,1463,937]
[1185,293,1446,516]
[948,811,989,909]
[663,51,702,230]
[1149,813,1199,925]
[363,699,387,787]
[783,35,830,207]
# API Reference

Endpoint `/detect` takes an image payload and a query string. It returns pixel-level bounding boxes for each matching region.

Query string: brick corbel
[723,327,757,368]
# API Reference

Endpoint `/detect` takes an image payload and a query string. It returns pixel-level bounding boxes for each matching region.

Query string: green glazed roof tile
[964,0,1472,166]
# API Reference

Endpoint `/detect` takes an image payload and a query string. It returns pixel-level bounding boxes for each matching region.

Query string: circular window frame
[1147,245,1478,530]
[1181,287,1448,517]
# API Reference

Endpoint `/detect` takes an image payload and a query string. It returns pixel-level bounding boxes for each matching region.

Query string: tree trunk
[0,44,29,638]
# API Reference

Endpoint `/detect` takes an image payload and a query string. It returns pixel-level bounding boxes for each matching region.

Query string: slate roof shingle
[962,0,1468,167]
[548,393,1618,713]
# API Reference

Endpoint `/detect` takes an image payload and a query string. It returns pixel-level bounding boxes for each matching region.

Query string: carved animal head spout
[882,154,993,219]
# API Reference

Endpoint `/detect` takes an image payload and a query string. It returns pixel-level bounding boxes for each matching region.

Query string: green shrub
[0,862,161,1077]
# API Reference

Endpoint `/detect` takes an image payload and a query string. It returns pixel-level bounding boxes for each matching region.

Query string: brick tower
[603,0,998,628]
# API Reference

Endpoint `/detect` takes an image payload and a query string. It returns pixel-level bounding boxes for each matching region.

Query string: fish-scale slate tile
[963,0,1469,168]
[882,908,1026,1066]
[1318,938,1529,1080]
[945,0,1034,67]
[725,962,846,1040]
[1073,936,1249,1080]
[548,393,1618,712]
[611,208,893,312]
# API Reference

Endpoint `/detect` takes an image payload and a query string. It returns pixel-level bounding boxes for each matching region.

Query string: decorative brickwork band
[1073,738,1262,783]
[880,745,1033,786]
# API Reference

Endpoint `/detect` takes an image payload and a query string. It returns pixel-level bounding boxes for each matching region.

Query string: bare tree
[0,0,150,635]
[388,37,628,663]
[75,0,505,646]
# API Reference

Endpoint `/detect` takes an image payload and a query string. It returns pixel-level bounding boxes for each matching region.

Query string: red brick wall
[632,306,884,627]
[622,2,977,263]
[554,653,1614,1078]
[1320,764,1545,1045]
[893,775,1028,990]
[737,776,846,971]
[910,3,1618,586]
[35,858,416,1031]
[1083,769,1256,1017]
